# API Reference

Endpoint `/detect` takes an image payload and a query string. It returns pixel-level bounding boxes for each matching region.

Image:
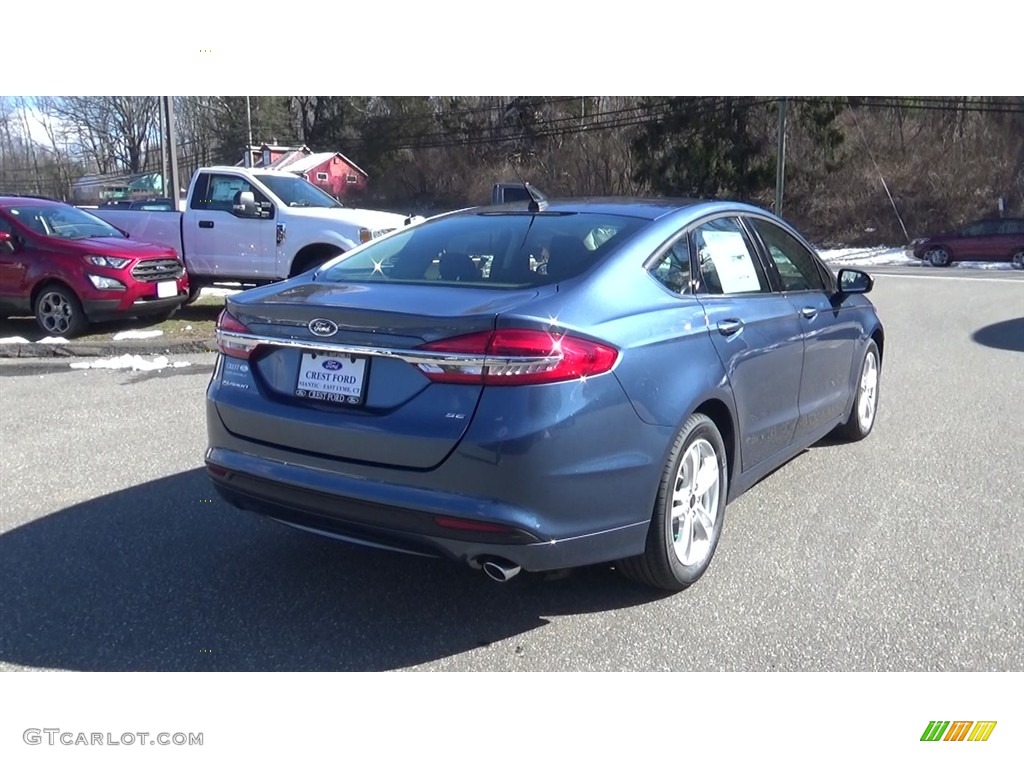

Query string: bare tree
[39,97,160,174]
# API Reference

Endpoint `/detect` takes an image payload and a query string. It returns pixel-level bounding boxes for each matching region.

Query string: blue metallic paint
[205,198,884,578]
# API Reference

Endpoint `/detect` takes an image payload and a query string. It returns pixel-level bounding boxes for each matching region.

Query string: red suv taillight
[216,309,253,360]
[416,329,618,386]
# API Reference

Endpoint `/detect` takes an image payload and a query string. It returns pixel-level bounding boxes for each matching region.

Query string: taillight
[216,309,253,360]
[416,329,618,386]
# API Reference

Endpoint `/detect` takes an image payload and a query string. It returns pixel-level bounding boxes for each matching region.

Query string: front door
[747,216,861,440]
[182,171,276,280]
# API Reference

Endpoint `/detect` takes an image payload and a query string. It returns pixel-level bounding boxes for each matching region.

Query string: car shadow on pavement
[0,469,663,672]
[972,317,1024,353]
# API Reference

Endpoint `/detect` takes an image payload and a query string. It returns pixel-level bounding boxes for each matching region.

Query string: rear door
[691,215,805,472]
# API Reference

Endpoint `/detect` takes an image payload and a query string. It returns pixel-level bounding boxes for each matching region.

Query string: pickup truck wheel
[34,284,88,338]
[290,248,342,277]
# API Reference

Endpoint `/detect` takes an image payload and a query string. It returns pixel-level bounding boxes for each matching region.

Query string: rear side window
[962,221,998,236]
[318,212,649,288]
[648,235,692,295]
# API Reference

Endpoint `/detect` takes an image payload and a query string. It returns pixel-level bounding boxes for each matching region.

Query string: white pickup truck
[90,166,420,301]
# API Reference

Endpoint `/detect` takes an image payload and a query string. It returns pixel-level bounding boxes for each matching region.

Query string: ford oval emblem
[322,359,343,370]
[309,318,338,337]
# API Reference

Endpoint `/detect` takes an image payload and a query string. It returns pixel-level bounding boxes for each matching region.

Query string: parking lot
[1,267,1021,672]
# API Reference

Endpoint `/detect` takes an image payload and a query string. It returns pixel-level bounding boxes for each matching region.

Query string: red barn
[236,144,370,200]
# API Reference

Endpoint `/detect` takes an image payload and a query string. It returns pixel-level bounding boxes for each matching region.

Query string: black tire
[1011,251,1024,270]
[834,340,881,442]
[184,281,205,306]
[925,247,951,267]
[617,413,729,591]
[33,284,88,338]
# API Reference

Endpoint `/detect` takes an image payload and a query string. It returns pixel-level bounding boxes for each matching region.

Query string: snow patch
[817,247,916,267]
[817,247,1016,270]
[0,336,31,344]
[201,286,243,298]
[113,329,164,341]
[69,354,191,372]
[38,336,70,344]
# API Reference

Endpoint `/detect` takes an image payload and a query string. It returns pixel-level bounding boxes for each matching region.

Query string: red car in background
[0,196,189,337]
[909,217,1024,268]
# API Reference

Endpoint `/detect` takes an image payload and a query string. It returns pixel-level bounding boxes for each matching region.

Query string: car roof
[0,195,67,208]
[464,197,771,221]
[204,165,306,179]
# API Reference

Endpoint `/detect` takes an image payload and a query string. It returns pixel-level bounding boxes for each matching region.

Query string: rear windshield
[317,211,649,288]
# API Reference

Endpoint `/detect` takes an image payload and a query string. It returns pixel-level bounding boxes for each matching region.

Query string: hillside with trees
[1,96,1021,246]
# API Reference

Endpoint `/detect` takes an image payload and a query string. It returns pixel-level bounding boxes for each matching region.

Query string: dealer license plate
[156,280,177,299]
[295,351,368,405]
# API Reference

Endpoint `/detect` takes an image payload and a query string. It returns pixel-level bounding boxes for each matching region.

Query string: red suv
[910,217,1024,268]
[0,196,189,337]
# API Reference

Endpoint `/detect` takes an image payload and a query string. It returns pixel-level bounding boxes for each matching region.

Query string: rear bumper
[206,447,649,573]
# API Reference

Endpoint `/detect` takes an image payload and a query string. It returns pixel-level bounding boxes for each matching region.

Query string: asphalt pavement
[1,268,1021,671]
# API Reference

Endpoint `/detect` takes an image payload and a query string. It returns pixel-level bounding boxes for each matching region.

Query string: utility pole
[774,97,788,215]
[158,99,168,198]
[161,97,181,210]
[245,96,254,167]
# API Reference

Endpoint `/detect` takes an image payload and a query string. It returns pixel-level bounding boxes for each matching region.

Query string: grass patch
[0,295,225,344]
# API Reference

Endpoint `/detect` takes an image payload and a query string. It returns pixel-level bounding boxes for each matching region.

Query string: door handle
[800,307,817,319]
[198,220,215,229]
[717,320,743,336]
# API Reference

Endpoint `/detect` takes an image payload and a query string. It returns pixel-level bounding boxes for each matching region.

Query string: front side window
[191,174,271,215]
[749,218,827,292]
[318,212,649,289]
[692,217,770,295]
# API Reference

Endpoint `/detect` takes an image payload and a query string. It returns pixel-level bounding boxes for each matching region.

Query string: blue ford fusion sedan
[206,195,884,591]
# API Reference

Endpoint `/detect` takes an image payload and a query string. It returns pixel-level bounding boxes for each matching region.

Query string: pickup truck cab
[91,166,419,301]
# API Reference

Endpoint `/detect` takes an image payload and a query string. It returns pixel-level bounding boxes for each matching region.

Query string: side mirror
[838,268,873,294]
[0,231,17,251]
[233,191,258,217]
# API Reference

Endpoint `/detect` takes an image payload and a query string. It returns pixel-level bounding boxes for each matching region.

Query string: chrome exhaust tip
[480,557,522,583]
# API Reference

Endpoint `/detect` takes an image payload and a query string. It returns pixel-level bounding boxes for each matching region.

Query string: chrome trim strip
[214,330,559,368]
